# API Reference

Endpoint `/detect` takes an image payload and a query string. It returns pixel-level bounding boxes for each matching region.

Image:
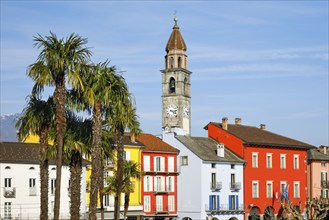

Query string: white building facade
[0,142,87,219]
[162,132,245,220]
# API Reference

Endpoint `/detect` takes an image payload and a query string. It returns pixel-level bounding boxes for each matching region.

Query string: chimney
[260,124,266,130]
[222,117,228,130]
[130,133,136,143]
[235,118,242,125]
[217,144,225,157]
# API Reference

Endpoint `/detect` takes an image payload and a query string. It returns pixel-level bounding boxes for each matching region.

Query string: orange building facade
[206,118,314,219]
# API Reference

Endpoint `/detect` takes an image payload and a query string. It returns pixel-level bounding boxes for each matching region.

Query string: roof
[165,23,187,52]
[175,136,245,163]
[122,133,144,147]
[0,142,89,165]
[136,133,179,154]
[206,122,315,149]
[308,148,329,161]
[0,142,40,163]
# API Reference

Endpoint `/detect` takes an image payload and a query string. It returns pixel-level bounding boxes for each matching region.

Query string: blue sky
[1,1,328,146]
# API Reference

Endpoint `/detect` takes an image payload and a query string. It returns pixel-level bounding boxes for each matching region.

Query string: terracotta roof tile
[166,25,187,52]
[207,122,315,149]
[136,133,179,153]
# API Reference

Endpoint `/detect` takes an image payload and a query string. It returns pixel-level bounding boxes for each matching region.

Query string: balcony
[153,185,169,194]
[152,204,171,214]
[321,180,328,188]
[29,187,37,196]
[143,166,179,175]
[230,182,241,191]
[210,182,222,191]
[205,204,244,214]
[3,187,16,198]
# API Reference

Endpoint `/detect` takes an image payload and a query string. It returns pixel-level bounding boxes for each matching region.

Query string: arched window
[5,166,11,170]
[29,167,35,170]
[178,57,182,68]
[169,77,176,93]
[170,57,174,68]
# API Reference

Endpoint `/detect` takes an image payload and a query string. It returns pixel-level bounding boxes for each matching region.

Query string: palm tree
[122,160,141,220]
[63,112,92,220]
[16,95,55,220]
[28,32,91,220]
[77,61,132,220]
[103,160,141,220]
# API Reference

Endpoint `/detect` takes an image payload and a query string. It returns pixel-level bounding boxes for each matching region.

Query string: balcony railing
[321,180,328,188]
[29,187,37,196]
[205,203,244,212]
[3,187,16,198]
[210,182,222,191]
[143,166,178,174]
[151,204,173,214]
[230,182,241,191]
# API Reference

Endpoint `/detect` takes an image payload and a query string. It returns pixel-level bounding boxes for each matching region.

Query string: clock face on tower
[166,105,178,117]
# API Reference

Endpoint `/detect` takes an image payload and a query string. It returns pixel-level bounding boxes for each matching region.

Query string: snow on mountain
[0,113,20,142]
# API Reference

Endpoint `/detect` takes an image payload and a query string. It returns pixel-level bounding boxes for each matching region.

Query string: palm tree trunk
[89,102,103,220]
[99,172,104,220]
[123,193,130,220]
[40,130,49,220]
[70,150,82,220]
[54,79,66,220]
[114,130,124,220]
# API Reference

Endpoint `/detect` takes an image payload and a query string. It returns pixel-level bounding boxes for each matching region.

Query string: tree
[103,160,141,220]
[63,112,92,220]
[16,95,55,220]
[108,105,141,220]
[122,160,141,220]
[28,32,91,220]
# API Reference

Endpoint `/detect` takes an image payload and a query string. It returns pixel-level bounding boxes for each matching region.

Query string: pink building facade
[307,146,329,199]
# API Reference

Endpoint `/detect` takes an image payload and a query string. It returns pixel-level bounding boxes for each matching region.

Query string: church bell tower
[161,16,192,135]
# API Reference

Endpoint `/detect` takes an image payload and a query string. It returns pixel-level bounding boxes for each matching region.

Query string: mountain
[0,113,20,142]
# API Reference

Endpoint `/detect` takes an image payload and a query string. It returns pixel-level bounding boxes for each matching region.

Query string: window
[294,155,299,169]
[168,157,174,172]
[230,173,236,189]
[231,164,235,169]
[211,173,216,189]
[280,154,286,169]
[178,57,182,68]
[29,166,35,170]
[294,182,300,198]
[154,156,164,172]
[252,181,259,198]
[4,202,11,219]
[51,178,56,195]
[266,153,272,168]
[144,196,151,212]
[169,77,176,93]
[321,172,328,187]
[143,156,150,171]
[29,178,36,195]
[280,181,287,194]
[211,163,216,168]
[103,194,110,206]
[4,178,11,188]
[144,176,153,192]
[166,176,174,192]
[321,189,329,198]
[170,57,174,69]
[5,166,11,170]
[229,195,239,210]
[252,153,258,168]
[181,156,188,166]
[154,176,165,192]
[266,181,273,198]
[168,196,175,211]
[209,195,219,210]
[123,150,130,161]
[321,161,326,167]
[156,196,163,211]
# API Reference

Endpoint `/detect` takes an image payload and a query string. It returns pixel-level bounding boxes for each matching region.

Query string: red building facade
[206,118,314,219]
[137,133,179,220]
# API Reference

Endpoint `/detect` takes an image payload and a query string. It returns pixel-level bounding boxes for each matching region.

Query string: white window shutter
[161,157,165,171]
[168,157,174,172]
[144,156,150,171]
